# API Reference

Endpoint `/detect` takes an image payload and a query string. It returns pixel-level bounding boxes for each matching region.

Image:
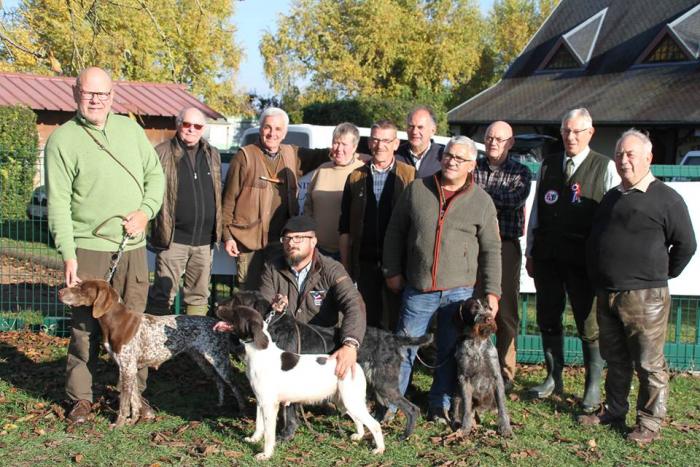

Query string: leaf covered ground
[0,330,698,466]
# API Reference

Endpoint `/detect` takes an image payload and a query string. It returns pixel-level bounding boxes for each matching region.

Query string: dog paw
[350,433,364,442]
[372,447,385,455]
[244,436,256,443]
[255,452,271,461]
[498,424,513,438]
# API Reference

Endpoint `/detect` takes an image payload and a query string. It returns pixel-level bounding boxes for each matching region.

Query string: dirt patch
[0,255,64,314]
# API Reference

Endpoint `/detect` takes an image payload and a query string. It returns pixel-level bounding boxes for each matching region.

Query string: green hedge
[0,105,39,220]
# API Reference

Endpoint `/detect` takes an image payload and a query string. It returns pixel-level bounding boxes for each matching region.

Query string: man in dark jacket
[580,130,696,444]
[339,120,415,330]
[525,108,619,412]
[259,215,366,377]
[395,105,445,178]
[148,107,221,316]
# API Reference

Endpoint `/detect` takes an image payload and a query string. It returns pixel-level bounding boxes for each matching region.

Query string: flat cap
[282,215,317,234]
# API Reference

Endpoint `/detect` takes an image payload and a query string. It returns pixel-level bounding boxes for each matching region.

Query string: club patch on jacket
[310,290,326,306]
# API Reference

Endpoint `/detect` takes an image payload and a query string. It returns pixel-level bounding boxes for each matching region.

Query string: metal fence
[1,165,699,370]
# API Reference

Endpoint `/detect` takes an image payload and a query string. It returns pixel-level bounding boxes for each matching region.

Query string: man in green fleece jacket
[46,67,164,424]
[383,135,502,423]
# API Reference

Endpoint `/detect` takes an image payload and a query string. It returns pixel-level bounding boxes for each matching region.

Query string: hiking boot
[577,410,625,427]
[67,399,92,424]
[528,335,564,399]
[139,397,156,421]
[627,426,660,444]
[427,407,450,425]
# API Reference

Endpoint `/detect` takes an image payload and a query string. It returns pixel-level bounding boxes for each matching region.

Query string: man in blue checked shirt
[473,121,532,392]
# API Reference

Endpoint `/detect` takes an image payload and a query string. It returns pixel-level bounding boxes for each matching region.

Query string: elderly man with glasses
[147,107,221,316]
[383,135,502,424]
[473,121,532,393]
[339,120,415,330]
[525,108,619,414]
[46,66,164,424]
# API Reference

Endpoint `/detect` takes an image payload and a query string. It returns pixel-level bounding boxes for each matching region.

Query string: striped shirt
[370,159,395,204]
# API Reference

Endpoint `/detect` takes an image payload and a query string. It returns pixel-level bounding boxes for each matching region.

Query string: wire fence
[2,163,699,370]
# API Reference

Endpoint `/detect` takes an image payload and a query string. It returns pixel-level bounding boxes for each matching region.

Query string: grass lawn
[0,331,698,466]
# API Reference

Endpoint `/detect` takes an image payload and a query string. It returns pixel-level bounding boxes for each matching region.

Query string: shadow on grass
[0,335,252,426]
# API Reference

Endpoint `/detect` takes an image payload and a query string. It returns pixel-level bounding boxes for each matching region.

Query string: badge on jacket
[544,190,559,204]
[571,183,582,203]
[310,290,326,306]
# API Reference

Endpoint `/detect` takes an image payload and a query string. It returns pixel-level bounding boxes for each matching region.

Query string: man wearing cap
[259,215,366,375]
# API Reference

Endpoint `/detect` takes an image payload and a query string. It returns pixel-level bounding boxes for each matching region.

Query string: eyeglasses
[443,152,474,165]
[484,136,511,144]
[280,235,314,244]
[182,121,204,130]
[561,128,591,136]
[369,136,396,145]
[78,90,111,101]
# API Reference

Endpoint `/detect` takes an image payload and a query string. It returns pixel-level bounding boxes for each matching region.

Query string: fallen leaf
[587,439,597,449]
[73,453,84,463]
[34,428,46,436]
[223,450,243,458]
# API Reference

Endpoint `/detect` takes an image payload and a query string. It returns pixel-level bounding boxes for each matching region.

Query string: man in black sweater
[582,130,696,444]
[148,107,221,315]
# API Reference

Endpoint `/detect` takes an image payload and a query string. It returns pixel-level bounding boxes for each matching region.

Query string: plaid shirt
[370,159,394,204]
[473,157,532,240]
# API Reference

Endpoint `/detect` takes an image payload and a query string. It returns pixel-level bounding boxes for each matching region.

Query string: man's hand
[224,239,240,257]
[525,256,534,278]
[122,210,148,237]
[64,259,81,287]
[486,293,499,317]
[213,321,234,333]
[385,274,405,295]
[329,344,357,379]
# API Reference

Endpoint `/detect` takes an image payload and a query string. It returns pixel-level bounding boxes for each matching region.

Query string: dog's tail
[394,333,433,348]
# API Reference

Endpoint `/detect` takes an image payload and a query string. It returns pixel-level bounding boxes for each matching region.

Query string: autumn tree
[261,0,484,105]
[0,0,247,114]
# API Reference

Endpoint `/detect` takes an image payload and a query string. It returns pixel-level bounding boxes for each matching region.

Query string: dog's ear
[91,281,119,318]
[250,319,269,350]
[454,299,477,327]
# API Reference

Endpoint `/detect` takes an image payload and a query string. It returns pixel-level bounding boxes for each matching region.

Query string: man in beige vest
[222,107,325,289]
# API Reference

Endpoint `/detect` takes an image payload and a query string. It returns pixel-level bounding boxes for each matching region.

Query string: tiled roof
[449,0,700,125]
[0,72,223,119]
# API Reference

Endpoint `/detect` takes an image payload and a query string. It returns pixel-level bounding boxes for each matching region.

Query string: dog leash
[105,233,130,282]
[396,322,452,370]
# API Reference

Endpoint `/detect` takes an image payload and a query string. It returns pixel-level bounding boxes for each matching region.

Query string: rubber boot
[528,334,564,398]
[581,341,604,413]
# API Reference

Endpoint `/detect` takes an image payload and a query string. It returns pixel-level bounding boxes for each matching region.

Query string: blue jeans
[395,285,473,410]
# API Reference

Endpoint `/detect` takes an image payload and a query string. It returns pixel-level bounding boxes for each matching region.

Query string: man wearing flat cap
[258,215,367,376]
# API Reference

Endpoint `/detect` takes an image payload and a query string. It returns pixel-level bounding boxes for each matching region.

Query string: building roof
[449,0,700,126]
[0,72,223,119]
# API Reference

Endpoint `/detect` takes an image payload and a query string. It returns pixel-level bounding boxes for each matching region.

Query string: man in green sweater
[46,67,165,424]
[383,135,501,423]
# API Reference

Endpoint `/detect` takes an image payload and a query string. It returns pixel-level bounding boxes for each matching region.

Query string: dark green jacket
[382,174,502,297]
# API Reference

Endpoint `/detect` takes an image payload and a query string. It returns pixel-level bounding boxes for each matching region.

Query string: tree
[260,0,484,103]
[0,0,247,115]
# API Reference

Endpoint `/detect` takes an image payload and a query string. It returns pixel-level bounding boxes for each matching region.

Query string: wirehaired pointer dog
[58,279,245,426]
[214,305,385,461]
[218,290,433,439]
[451,297,513,437]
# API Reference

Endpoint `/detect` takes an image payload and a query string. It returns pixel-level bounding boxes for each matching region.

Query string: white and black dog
[214,305,385,461]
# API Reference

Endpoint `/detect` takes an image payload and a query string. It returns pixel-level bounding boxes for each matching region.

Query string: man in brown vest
[338,120,415,330]
[222,107,325,290]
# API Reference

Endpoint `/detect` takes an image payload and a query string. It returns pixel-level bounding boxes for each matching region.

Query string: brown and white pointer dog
[58,279,245,426]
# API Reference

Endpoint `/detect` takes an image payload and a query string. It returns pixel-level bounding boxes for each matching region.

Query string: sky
[3,0,495,96]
